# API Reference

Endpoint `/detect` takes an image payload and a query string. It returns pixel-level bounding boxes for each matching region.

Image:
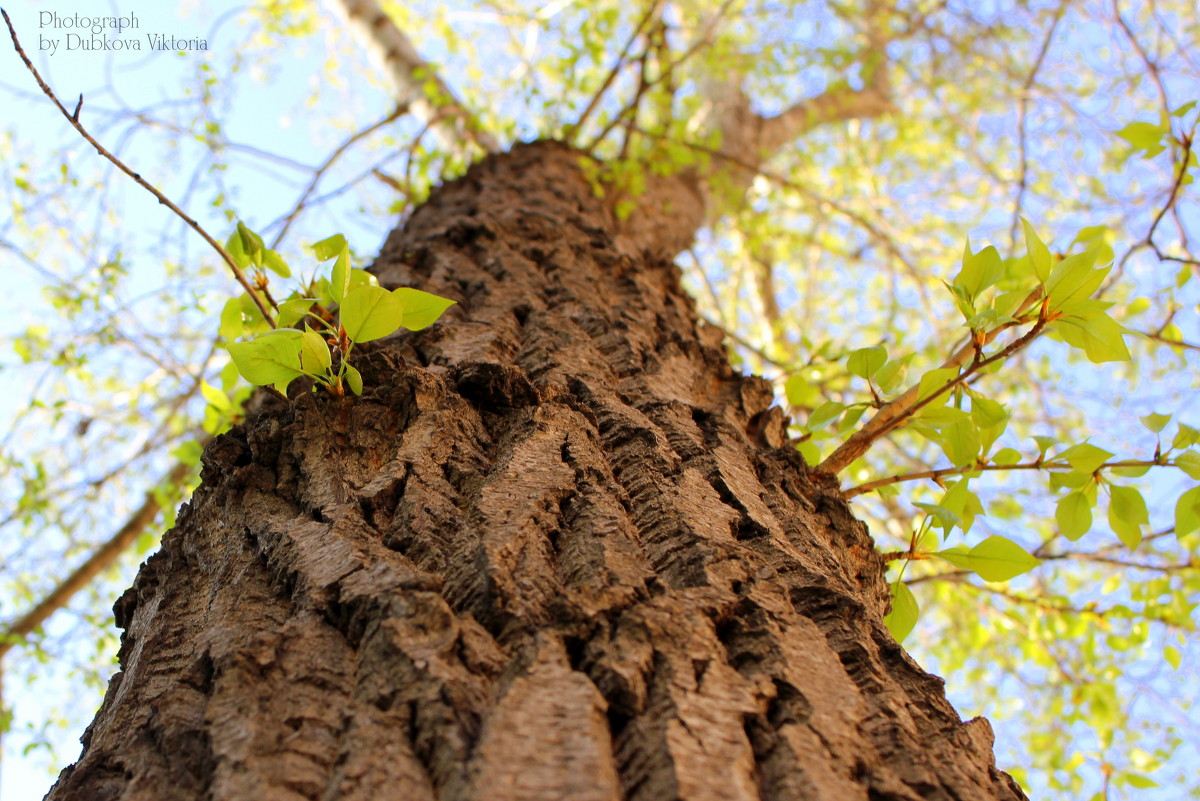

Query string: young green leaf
[228,335,304,388]
[341,285,406,343]
[991,447,1022,465]
[1174,486,1200,539]
[1057,490,1093,541]
[1108,485,1147,549]
[1175,451,1200,480]
[955,241,1003,300]
[311,234,348,261]
[847,345,887,380]
[806,401,846,432]
[219,297,245,340]
[344,362,363,396]
[225,230,251,269]
[330,246,351,305]
[1173,423,1200,450]
[1139,412,1171,433]
[300,327,332,373]
[916,367,960,404]
[936,535,1041,582]
[884,580,919,643]
[262,249,291,278]
[394,287,457,330]
[1021,218,1052,283]
[874,354,914,394]
[1055,442,1114,473]
[277,298,317,328]
[236,221,265,257]
[200,380,231,412]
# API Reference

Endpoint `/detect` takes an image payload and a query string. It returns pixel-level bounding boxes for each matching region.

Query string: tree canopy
[1,0,1197,798]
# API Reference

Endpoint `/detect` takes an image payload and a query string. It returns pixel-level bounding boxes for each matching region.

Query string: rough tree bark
[47,141,1027,801]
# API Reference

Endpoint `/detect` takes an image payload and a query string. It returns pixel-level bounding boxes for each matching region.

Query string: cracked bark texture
[47,141,1026,801]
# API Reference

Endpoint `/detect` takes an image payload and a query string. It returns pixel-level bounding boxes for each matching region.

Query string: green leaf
[224,230,251,269]
[200,380,231,412]
[228,335,304,388]
[914,501,961,532]
[874,354,914,395]
[917,367,960,404]
[940,479,984,533]
[1055,443,1113,473]
[237,221,265,257]
[955,241,1004,299]
[847,346,887,380]
[312,234,348,261]
[394,287,457,330]
[277,298,317,328]
[971,396,1008,427]
[1032,435,1056,455]
[1173,423,1200,450]
[1175,486,1200,539]
[1021,218,1052,283]
[936,535,1041,582]
[1108,485,1147,549]
[300,327,332,373]
[219,297,245,340]
[1175,450,1200,480]
[784,374,816,408]
[1116,121,1167,157]
[884,580,918,643]
[1054,315,1131,363]
[344,362,363,396]
[807,401,846,431]
[1139,412,1171,433]
[262,249,291,278]
[1045,251,1104,308]
[1123,774,1159,790]
[1057,490,1093,541]
[992,447,1022,465]
[941,418,981,467]
[796,441,820,465]
[1164,645,1182,670]
[341,285,406,343]
[330,246,351,305]
[348,268,379,290]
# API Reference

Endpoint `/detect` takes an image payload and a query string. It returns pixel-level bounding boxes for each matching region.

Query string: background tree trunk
[48,142,1026,801]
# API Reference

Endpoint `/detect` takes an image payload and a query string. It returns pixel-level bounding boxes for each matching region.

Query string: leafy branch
[817,221,1132,476]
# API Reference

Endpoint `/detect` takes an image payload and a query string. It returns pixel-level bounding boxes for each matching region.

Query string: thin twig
[268,105,407,249]
[1,8,275,325]
[1006,0,1070,256]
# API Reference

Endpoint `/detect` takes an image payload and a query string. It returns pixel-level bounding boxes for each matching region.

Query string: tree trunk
[47,141,1026,801]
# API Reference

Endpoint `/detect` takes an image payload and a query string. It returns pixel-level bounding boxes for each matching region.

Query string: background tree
[1,0,1196,798]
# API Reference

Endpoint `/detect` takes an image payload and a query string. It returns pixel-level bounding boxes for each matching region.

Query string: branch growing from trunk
[820,289,1047,476]
[0,457,199,661]
[324,0,499,157]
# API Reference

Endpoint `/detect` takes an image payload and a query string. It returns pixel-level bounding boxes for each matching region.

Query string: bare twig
[268,105,407,248]
[1,9,275,326]
[0,456,202,661]
[845,456,1184,499]
[1006,0,1070,255]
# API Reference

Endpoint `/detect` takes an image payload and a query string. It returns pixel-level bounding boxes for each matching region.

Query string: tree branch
[820,290,1046,476]
[1,9,275,326]
[324,0,499,156]
[0,457,199,661]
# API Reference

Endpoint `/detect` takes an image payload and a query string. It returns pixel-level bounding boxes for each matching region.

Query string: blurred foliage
[1,0,1197,798]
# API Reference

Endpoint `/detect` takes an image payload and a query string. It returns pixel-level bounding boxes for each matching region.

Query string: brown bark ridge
[47,141,1026,801]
